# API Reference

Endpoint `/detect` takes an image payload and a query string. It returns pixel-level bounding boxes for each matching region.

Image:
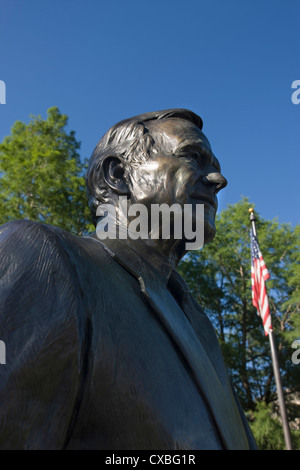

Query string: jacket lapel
[142,276,249,449]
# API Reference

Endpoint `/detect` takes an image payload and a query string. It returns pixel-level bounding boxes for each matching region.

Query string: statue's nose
[202,172,228,193]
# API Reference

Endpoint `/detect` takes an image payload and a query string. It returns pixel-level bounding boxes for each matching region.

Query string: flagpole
[249,208,293,450]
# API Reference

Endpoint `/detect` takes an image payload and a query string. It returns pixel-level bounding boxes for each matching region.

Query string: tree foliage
[249,401,300,450]
[0,107,93,234]
[178,198,300,449]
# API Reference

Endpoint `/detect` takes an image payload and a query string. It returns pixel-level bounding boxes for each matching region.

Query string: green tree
[249,401,300,450]
[178,198,300,448]
[0,107,93,234]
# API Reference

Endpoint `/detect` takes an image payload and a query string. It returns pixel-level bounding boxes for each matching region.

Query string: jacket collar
[88,232,173,286]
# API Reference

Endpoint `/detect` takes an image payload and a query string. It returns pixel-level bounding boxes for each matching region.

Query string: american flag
[250,228,272,335]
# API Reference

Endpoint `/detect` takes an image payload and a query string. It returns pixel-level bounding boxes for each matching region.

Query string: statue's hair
[85,109,203,226]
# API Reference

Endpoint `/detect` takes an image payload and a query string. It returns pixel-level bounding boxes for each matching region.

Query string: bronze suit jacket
[0,220,257,450]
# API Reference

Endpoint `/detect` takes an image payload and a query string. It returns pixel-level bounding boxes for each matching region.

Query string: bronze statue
[0,109,257,449]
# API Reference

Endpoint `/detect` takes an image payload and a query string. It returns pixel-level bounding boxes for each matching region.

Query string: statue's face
[126,118,227,245]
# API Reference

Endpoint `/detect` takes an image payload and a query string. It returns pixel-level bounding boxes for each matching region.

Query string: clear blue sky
[0,0,299,226]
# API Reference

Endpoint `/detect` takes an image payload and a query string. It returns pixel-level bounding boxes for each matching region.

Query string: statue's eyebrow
[174,140,221,172]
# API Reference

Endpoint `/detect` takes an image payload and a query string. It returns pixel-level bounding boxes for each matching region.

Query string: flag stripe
[250,227,272,336]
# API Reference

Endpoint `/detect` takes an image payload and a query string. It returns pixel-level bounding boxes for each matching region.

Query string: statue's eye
[189,152,202,165]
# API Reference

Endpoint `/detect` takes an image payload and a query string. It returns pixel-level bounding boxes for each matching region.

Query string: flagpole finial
[249,207,256,222]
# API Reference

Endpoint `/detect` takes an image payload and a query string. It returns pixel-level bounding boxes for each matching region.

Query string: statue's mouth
[189,193,217,211]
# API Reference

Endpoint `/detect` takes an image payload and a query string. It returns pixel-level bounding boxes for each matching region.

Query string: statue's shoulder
[0,219,89,248]
[0,219,109,275]
[0,220,79,265]
[0,219,72,254]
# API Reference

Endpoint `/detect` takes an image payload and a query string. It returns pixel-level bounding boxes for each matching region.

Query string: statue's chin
[204,221,216,245]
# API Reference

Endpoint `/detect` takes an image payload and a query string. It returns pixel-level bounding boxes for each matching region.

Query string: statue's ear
[102,156,129,195]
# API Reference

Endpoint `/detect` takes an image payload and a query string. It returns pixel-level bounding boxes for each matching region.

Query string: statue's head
[86,109,227,250]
